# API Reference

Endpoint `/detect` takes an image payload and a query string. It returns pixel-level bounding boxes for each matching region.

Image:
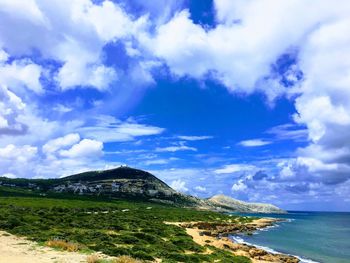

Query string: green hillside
[0,186,251,263]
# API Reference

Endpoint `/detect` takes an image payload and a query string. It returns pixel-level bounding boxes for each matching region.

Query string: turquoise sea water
[230,211,350,263]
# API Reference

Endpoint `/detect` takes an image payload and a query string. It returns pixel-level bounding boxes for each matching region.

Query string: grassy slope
[0,186,251,263]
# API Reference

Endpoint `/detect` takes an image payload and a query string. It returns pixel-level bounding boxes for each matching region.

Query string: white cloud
[143,159,168,165]
[0,0,145,91]
[57,62,117,91]
[267,123,308,142]
[0,0,47,25]
[0,85,26,133]
[155,145,197,152]
[231,179,247,192]
[295,96,350,142]
[142,158,177,166]
[214,164,256,174]
[0,49,8,62]
[194,186,207,193]
[238,139,271,147]
[115,122,165,137]
[296,157,340,173]
[0,138,108,179]
[1,173,17,179]
[43,133,80,155]
[177,135,213,141]
[289,16,350,185]
[52,104,73,113]
[79,117,165,142]
[280,165,295,179]
[59,139,103,159]
[144,1,348,95]
[170,179,188,192]
[0,60,43,93]
[0,144,37,162]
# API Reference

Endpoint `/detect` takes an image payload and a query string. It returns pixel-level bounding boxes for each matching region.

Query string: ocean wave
[257,224,280,231]
[230,235,319,263]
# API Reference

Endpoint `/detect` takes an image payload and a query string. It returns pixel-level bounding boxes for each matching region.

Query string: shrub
[113,255,142,263]
[86,254,100,263]
[46,239,79,252]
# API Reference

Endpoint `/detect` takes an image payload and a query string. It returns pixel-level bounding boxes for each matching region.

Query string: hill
[0,166,199,206]
[207,194,286,213]
[0,166,284,213]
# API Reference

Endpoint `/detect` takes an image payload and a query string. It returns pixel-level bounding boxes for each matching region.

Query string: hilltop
[0,166,285,213]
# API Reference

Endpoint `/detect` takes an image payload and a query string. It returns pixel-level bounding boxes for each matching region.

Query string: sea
[229,211,350,263]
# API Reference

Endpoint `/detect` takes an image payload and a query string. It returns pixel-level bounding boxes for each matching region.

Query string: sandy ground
[0,231,90,263]
[184,226,269,263]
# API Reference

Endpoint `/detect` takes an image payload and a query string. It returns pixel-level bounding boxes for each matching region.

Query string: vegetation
[0,186,251,262]
[86,255,142,263]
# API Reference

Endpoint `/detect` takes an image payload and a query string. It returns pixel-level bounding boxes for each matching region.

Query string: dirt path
[0,231,88,263]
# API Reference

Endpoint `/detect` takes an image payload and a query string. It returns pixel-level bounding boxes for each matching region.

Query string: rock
[249,248,268,257]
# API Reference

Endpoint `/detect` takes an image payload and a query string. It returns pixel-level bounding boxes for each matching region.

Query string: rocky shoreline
[168,218,299,263]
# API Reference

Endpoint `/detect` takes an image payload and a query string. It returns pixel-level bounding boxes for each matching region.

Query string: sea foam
[230,235,319,263]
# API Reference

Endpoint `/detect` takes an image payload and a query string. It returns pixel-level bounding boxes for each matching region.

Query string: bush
[86,254,100,263]
[113,255,142,263]
[46,239,79,252]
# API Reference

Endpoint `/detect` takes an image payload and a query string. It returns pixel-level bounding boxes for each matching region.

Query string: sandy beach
[166,218,299,263]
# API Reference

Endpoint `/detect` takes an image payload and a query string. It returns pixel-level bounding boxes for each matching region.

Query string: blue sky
[1,0,350,211]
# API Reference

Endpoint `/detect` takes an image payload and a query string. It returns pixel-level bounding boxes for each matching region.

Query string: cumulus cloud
[0,0,145,91]
[59,139,103,159]
[231,179,248,192]
[170,179,188,193]
[43,133,80,155]
[0,85,26,134]
[0,59,43,93]
[0,144,37,162]
[143,1,345,95]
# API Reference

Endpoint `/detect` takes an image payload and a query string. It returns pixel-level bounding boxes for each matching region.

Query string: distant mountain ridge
[0,166,285,213]
[207,194,285,213]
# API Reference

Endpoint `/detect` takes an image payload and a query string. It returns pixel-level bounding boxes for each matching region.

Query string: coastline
[230,236,319,263]
[167,218,300,263]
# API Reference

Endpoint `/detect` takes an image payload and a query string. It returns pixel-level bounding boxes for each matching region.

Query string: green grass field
[0,186,251,262]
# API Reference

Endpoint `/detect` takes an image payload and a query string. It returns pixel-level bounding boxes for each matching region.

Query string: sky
[0,0,350,211]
